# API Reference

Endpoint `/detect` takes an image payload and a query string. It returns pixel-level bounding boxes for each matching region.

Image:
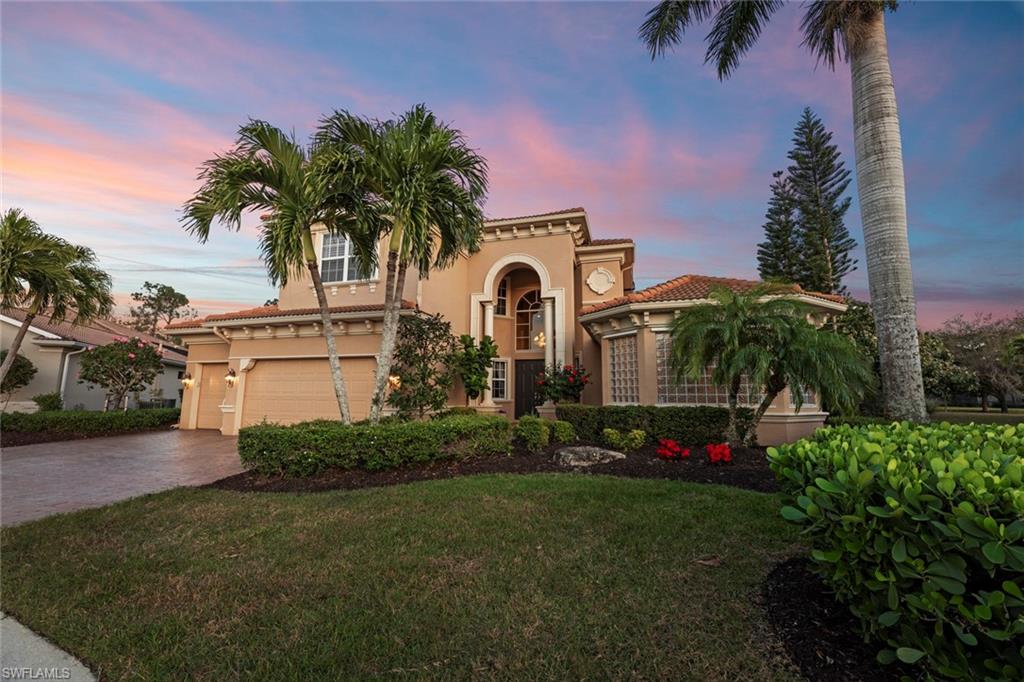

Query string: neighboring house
[169,207,846,444]
[0,309,187,412]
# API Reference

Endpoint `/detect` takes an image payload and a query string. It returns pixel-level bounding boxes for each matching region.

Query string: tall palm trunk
[0,293,42,385]
[302,229,352,424]
[725,374,742,447]
[368,228,408,423]
[849,11,927,422]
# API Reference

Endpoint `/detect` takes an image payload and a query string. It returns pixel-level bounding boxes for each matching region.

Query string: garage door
[196,362,228,429]
[241,357,376,427]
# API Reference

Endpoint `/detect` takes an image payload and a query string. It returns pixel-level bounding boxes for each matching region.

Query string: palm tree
[182,121,371,424]
[0,208,114,384]
[639,0,927,422]
[316,105,488,422]
[670,286,873,445]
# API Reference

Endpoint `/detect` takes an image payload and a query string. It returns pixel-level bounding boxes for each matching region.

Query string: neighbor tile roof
[579,274,846,315]
[166,301,417,329]
[3,307,188,363]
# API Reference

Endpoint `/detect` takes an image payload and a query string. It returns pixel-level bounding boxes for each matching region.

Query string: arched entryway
[471,254,566,417]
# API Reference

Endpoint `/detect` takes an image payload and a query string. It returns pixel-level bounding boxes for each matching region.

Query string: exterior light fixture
[181,373,195,389]
[534,331,546,348]
[225,368,238,387]
[388,374,402,389]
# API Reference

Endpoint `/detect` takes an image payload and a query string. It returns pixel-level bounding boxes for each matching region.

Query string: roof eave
[579,293,848,323]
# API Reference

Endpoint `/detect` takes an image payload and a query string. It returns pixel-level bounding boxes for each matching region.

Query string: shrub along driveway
[1,430,241,526]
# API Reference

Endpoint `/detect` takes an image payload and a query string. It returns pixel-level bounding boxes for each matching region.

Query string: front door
[514,359,545,418]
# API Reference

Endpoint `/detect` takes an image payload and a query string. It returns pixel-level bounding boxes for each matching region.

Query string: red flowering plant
[536,362,591,403]
[705,443,732,465]
[656,438,690,461]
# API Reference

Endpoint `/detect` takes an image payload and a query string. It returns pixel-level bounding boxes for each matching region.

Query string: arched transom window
[515,290,546,351]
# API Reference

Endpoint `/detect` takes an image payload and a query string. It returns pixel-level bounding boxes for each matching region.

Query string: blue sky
[3,1,1022,327]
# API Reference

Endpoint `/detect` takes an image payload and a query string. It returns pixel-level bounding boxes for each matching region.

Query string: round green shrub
[768,422,1024,680]
[513,415,549,453]
[549,420,575,444]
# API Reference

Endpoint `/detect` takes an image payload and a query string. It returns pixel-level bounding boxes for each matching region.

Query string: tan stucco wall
[1,319,65,409]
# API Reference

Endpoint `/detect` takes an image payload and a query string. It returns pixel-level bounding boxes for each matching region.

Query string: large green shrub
[2,408,180,434]
[555,404,752,445]
[768,422,1024,680]
[238,414,512,477]
[548,420,576,444]
[513,415,549,453]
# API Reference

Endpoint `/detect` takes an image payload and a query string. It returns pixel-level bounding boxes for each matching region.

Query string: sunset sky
[2,1,1021,328]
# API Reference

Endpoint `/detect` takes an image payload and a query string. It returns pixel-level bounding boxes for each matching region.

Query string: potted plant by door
[536,362,590,419]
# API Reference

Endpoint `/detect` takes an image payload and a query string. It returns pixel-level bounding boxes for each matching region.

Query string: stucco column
[543,297,554,368]
[481,301,496,408]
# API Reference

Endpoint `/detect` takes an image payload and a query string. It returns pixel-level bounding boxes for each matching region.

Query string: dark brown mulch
[209,443,779,494]
[1,425,175,448]
[763,558,915,682]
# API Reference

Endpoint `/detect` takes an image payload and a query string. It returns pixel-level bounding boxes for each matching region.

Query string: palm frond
[639,1,717,59]
[704,0,783,79]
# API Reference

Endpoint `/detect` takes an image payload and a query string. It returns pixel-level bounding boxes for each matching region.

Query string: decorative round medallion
[586,267,616,295]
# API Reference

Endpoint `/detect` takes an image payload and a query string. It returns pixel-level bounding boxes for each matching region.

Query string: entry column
[543,297,554,368]
[480,301,496,408]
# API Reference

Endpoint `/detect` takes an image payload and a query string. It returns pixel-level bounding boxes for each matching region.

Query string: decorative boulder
[554,446,625,467]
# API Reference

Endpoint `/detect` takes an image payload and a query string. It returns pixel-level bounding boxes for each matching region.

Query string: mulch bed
[762,558,916,682]
[1,425,175,448]
[209,443,779,493]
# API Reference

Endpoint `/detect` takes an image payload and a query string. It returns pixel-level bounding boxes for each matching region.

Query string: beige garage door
[196,362,228,429]
[241,357,376,427]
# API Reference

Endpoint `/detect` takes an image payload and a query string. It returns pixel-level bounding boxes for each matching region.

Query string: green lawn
[932,408,1024,425]
[2,475,803,681]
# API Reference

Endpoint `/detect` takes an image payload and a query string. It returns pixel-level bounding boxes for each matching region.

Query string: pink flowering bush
[78,337,164,411]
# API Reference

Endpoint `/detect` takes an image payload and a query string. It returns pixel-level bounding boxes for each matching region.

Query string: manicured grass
[1,475,803,681]
[932,409,1024,425]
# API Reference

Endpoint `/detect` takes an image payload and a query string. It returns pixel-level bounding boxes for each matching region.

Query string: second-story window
[321,233,373,283]
[495,277,509,316]
[515,290,545,350]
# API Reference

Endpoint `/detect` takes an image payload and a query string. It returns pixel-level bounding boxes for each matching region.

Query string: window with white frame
[495,278,509,316]
[491,359,508,400]
[609,334,639,404]
[321,233,374,283]
[655,332,759,406]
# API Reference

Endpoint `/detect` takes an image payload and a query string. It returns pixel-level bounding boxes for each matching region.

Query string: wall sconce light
[388,374,402,390]
[225,368,238,387]
[180,373,195,389]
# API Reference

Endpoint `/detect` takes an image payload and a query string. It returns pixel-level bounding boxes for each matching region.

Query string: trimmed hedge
[555,404,752,446]
[768,422,1024,680]
[238,414,512,477]
[1,408,180,435]
[826,415,892,428]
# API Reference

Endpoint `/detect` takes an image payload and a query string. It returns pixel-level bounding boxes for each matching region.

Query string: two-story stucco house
[169,207,846,444]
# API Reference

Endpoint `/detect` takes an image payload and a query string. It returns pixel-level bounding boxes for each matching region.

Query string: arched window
[515,290,545,350]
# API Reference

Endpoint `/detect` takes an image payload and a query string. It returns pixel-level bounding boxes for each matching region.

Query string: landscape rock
[553,446,626,467]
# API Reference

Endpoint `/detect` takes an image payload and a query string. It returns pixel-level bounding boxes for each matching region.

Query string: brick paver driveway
[1,430,242,526]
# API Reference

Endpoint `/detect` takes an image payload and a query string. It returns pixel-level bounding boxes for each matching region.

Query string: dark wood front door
[514,359,545,418]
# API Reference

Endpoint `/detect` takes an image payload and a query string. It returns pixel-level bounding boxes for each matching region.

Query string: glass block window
[609,334,639,404]
[321,233,373,283]
[491,359,508,400]
[495,278,509,316]
[655,333,758,406]
[789,385,816,409]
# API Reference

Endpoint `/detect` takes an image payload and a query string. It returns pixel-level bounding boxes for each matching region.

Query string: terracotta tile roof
[586,238,634,246]
[484,207,585,223]
[579,274,847,315]
[166,301,417,329]
[2,307,188,363]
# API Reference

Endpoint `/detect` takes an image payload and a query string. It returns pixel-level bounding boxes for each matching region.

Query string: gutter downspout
[59,345,89,403]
